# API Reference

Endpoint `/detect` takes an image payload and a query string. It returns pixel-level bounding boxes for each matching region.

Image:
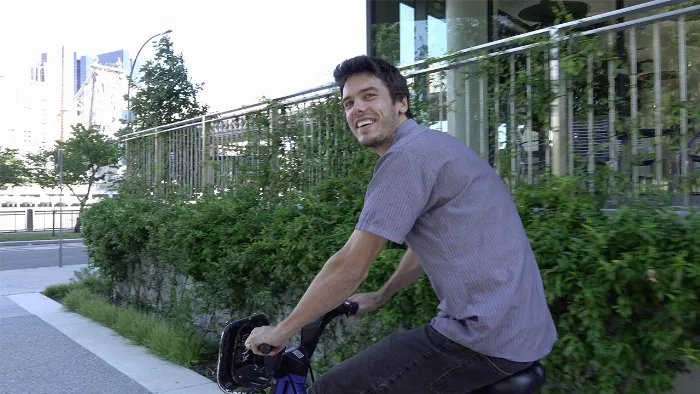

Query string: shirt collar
[391,118,419,146]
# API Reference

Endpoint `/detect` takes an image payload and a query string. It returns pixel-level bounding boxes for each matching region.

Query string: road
[0,242,88,271]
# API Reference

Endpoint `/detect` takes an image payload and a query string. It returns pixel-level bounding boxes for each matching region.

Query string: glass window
[368,1,658,62]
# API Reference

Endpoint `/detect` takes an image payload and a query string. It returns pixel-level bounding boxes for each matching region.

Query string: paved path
[0,242,88,271]
[0,264,222,394]
[1,296,150,394]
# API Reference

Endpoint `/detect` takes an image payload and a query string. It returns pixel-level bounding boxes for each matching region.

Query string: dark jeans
[308,325,532,394]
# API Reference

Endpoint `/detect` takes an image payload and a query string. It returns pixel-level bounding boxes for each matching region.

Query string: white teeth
[357,119,374,128]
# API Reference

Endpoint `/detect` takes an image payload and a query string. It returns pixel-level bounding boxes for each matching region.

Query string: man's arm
[348,247,424,318]
[377,247,424,304]
[274,229,387,339]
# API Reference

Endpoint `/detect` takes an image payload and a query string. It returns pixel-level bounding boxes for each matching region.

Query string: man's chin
[359,137,386,149]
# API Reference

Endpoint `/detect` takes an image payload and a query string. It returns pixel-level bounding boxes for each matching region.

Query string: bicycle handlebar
[258,300,358,355]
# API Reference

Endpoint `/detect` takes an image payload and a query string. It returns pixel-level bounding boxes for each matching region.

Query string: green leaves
[516,176,700,393]
[0,147,28,188]
[80,172,700,392]
[24,124,118,213]
[127,36,208,132]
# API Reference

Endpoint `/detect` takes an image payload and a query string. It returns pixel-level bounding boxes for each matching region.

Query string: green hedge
[81,174,700,393]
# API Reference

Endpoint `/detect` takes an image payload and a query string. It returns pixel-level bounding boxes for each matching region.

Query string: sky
[0,0,367,113]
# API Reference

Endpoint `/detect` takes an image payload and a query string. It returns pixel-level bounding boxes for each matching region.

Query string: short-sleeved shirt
[355,118,557,362]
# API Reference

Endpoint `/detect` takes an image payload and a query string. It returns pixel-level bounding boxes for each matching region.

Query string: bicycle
[216,300,546,394]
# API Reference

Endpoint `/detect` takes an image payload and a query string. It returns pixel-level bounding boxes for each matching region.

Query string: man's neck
[374,117,408,156]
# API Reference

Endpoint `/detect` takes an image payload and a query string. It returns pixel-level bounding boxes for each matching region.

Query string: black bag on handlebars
[216,313,275,393]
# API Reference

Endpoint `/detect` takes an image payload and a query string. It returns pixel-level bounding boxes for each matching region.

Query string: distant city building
[73,58,128,138]
[74,49,134,94]
[0,45,137,155]
[1,46,73,154]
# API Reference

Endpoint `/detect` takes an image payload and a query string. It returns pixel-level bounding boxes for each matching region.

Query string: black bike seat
[472,361,546,394]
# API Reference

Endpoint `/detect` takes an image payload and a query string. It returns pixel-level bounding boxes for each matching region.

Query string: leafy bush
[80,173,700,393]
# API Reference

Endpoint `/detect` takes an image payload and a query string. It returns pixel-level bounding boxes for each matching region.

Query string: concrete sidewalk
[0,264,221,394]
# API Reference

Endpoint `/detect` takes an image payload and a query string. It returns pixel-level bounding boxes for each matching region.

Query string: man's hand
[348,291,384,319]
[244,325,291,356]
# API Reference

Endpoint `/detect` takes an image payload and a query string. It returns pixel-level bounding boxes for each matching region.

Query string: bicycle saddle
[472,361,546,394]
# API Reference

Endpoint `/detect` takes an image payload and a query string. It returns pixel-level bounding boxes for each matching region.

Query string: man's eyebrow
[342,86,379,104]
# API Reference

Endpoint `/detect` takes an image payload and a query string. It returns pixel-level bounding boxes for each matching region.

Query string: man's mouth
[356,119,375,129]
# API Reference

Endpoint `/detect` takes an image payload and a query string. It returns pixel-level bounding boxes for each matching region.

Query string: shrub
[80,174,700,393]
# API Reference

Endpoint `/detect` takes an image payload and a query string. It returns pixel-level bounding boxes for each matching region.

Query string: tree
[126,36,209,132]
[26,124,119,217]
[0,147,28,188]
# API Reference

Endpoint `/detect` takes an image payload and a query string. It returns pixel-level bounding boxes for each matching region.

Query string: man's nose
[353,100,367,115]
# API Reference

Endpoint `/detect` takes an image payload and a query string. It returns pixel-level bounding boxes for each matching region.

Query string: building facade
[73,60,128,138]
[367,0,660,67]
[74,49,133,94]
[365,0,699,187]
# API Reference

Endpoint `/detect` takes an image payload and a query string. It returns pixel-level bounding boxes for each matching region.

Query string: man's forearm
[276,251,365,338]
[377,247,424,303]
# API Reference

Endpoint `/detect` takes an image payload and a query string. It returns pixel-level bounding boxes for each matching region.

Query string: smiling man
[245,55,557,393]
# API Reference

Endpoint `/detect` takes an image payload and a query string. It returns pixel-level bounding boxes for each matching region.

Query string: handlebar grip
[345,300,359,315]
[259,344,272,355]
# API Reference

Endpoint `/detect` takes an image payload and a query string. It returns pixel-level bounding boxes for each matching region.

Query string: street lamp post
[125,29,172,128]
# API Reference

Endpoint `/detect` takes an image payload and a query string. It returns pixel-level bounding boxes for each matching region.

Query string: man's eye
[344,102,353,108]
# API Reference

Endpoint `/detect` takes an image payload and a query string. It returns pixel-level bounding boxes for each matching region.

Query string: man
[245,55,557,393]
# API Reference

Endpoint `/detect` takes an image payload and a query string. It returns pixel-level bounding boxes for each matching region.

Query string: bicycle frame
[270,369,307,394]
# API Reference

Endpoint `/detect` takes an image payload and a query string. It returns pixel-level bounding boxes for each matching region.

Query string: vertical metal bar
[608,31,616,171]
[439,71,444,132]
[465,73,471,145]
[678,16,689,206]
[550,28,567,176]
[567,39,574,177]
[492,63,499,173]
[629,27,639,195]
[181,130,186,192]
[201,115,208,193]
[178,129,183,194]
[509,55,517,183]
[588,53,595,177]
[303,103,309,188]
[183,129,188,193]
[544,47,551,173]
[481,74,488,164]
[526,52,533,185]
[186,128,191,193]
[191,127,196,193]
[653,22,663,185]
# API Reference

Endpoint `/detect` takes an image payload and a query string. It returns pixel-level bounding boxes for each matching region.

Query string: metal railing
[0,209,81,233]
[122,0,700,204]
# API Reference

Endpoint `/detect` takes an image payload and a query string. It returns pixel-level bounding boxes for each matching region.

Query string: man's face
[341,73,408,154]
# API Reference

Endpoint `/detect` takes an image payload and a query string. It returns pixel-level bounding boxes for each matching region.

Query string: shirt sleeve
[355,150,437,244]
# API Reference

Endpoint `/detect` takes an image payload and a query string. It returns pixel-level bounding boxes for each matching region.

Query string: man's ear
[397,97,408,115]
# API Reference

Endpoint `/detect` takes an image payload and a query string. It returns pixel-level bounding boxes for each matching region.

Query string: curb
[0,239,84,247]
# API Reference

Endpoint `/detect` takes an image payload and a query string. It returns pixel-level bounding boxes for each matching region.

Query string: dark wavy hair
[333,55,413,119]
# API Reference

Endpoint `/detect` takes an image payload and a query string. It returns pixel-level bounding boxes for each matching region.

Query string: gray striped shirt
[356,119,557,362]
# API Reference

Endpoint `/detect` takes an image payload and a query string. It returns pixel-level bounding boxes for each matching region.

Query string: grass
[0,232,83,242]
[60,287,217,367]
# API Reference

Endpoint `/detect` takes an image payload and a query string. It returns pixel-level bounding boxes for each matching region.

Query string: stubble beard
[358,113,400,149]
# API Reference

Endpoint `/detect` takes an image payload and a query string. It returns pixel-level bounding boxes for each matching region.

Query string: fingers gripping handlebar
[258,300,358,355]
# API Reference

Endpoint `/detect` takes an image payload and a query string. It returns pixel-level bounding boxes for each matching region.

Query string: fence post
[26,209,34,232]
[549,27,568,177]
[52,210,56,236]
[201,115,212,192]
[154,127,164,195]
[269,106,280,174]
